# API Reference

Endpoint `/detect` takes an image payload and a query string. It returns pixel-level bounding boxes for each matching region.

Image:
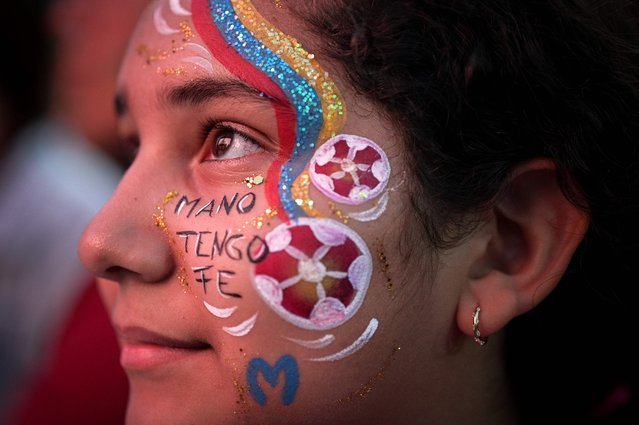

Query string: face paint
[142,1,208,76]
[193,0,348,220]
[186,2,390,403]
[253,218,372,330]
[154,4,181,34]
[285,334,335,349]
[204,301,237,318]
[173,193,257,217]
[151,4,388,371]
[222,312,259,336]
[179,39,217,74]
[246,354,300,406]
[348,192,390,222]
[169,0,191,15]
[193,0,305,219]
[241,174,265,188]
[307,318,378,362]
[235,207,279,233]
[102,1,418,420]
[310,134,390,205]
[291,172,322,217]
[231,0,346,144]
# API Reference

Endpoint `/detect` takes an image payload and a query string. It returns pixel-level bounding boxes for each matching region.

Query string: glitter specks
[241,174,265,188]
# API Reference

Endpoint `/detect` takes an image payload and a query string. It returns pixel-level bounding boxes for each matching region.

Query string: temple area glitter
[374,239,395,298]
[335,345,401,404]
[157,65,187,76]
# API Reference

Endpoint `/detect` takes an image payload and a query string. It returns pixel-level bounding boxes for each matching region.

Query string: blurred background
[1,1,637,425]
[0,1,150,424]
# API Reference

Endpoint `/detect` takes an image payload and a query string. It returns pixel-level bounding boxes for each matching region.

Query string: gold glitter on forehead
[138,18,197,72]
[231,0,347,144]
[157,65,187,76]
[179,21,195,41]
[137,44,169,65]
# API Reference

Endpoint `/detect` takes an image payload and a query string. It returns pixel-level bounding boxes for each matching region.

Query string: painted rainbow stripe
[194,0,345,220]
[210,0,321,220]
[192,0,291,218]
[231,0,346,218]
[231,0,345,144]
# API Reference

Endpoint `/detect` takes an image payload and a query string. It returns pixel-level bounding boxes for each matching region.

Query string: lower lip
[120,343,210,370]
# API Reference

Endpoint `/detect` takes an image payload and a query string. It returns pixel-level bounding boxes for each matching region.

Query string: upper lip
[116,326,211,350]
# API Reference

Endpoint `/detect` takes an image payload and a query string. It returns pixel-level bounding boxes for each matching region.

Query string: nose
[79,160,175,283]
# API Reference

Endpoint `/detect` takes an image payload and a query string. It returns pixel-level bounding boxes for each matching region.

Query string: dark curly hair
[289,0,639,423]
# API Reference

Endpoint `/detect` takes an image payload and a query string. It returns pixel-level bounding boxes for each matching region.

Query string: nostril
[104,265,132,280]
[77,187,176,284]
[103,265,163,283]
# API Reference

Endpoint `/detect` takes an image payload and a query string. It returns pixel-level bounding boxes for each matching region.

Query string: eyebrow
[167,77,279,106]
[114,77,288,118]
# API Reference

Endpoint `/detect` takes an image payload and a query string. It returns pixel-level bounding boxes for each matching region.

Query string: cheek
[254,218,372,331]
[165,188,272,302]
[151,131,396,410]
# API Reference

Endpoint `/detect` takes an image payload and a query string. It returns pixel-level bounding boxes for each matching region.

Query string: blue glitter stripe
[208,0,323,220]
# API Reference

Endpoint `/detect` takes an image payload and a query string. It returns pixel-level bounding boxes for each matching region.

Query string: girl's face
[80,0,466,423]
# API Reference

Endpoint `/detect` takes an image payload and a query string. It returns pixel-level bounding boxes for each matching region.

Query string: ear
[456,159,589,340]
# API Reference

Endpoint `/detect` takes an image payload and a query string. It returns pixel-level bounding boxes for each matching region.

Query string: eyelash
[200,120,264,161]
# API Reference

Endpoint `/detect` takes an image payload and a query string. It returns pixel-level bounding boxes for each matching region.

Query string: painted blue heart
[246,354,300,406]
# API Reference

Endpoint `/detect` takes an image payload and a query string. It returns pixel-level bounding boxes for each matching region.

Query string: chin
[124,374,237,425]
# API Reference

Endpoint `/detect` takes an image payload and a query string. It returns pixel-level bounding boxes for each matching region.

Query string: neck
[368,332,519,425]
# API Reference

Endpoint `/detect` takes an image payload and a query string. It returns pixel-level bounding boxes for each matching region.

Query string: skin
[79,1,589,424]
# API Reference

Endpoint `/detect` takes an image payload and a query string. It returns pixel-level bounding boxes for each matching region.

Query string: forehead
[120,0,309,82]
[118,0,322,121]
[120,0,228,84]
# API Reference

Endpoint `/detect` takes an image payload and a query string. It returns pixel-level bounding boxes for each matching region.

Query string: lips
[116,326,212,371]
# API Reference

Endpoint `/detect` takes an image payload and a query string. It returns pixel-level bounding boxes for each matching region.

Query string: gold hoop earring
[473,306,488,346]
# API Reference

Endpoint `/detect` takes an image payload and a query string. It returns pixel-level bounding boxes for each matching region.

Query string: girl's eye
[204,126,264,161]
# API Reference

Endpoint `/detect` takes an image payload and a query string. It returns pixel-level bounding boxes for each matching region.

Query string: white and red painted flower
[309,134,390,205]
[253,218,372,330]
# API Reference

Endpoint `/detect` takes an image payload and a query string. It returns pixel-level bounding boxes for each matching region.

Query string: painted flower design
[253,218,372,330]
[310,134,390,205]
